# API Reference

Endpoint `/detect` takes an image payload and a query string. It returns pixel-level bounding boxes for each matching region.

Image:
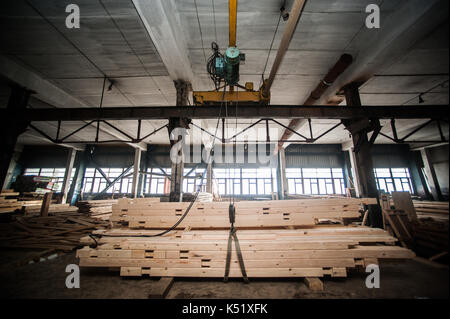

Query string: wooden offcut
[304,277,323,291]
[40,192,53,217]
[148,277,175,299]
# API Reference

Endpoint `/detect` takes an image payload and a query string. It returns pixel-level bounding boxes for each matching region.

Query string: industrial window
[286,168,346,195]
[24,168,75,192]
[82,167,133,194]
[374,168,414,194]
[144,168,171,194]
[183,168,207,193]
[214,168,277,196]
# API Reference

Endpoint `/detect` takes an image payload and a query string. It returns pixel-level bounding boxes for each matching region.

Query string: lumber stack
[77,199,119,220]
[77,226,414,278]
[23,203,78,216]
[77,197,414,278]
[196,192,213,202]
[111,198,376,229]
[0,190,20,198]
[411,201,448,257]
[0,190,21,214]
[0,211,109,251]
[413,200,449,221]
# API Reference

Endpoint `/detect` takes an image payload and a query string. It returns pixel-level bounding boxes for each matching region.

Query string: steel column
[169,81,191,202]
[342,85,382,228]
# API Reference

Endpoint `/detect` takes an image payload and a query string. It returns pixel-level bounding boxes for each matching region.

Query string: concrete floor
[0,249,448,299]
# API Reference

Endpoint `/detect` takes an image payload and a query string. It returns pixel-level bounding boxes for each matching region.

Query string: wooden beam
[40,192,53,217]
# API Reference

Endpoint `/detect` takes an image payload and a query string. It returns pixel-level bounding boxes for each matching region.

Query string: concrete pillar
[137,150,148,197]
[343,84,382,228]
[342,141,362,198]
[0,86,31,190]
[277,147,288,199]
[60,148,77,203]
[131,148,142,198]
[170,153,184,202]
[347,149,362,197]
[206,160,213,194]
[2,144,23,190]
[420,148,443,201]
[67,148,88,205]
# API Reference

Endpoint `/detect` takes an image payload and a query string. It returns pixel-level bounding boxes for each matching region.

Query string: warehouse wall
[19,145,69,168]
[371,144,410,168]
[17,143,428,197]
[285,144,344,168]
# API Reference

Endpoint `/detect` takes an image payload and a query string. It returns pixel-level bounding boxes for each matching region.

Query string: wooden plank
[77,245,414,260]
[120,267,329,278]
[392,192,417,221]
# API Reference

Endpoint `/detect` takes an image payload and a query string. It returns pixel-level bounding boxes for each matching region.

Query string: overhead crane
[192,0,307,106]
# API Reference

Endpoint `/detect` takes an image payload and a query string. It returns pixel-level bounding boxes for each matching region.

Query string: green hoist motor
[210,43,245,87]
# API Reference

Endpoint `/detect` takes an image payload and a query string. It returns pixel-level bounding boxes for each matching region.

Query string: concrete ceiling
[0,0,448,148]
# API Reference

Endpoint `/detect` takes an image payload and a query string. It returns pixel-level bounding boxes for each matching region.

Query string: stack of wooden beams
[23,203,78,216]
[77,199,118,220]
[111,198,376,229]
[0,190,22,214]
[413,201,449,221]
[77,198,414,278]
[383,194,448,259]
[0,211,109,251]
[196,192,213,202]
[411,201,448,257]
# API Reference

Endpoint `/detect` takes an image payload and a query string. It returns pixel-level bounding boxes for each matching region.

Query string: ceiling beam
[3,105,447,121]
[132,0,196,86]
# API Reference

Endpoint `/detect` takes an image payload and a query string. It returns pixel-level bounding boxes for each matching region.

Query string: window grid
[374,168,414,194]
[214,168,278,196]
[144,168,171,195]
[24,168,76,192]
[286,168,346,195]
[82,167,133,194]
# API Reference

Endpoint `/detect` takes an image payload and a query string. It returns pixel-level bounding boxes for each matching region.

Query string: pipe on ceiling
[277,53,353,150]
